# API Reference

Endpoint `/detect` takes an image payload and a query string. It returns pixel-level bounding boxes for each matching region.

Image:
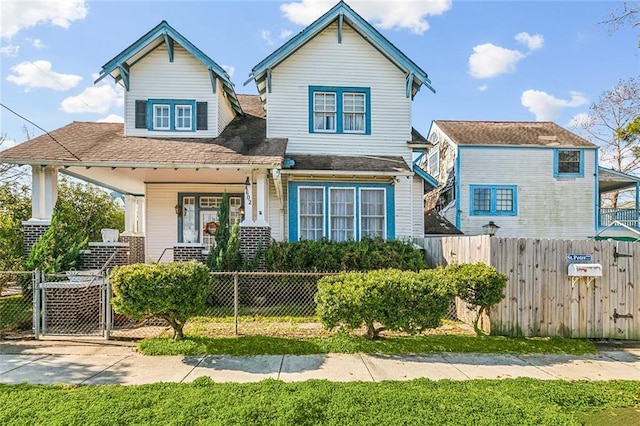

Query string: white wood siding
[394,177,413,239]
[124,45,222,138]
[266,23,412,165]
[412,176,424,237]
[217,81,236,135]
[268,175,287,241]
[458,148,597,239]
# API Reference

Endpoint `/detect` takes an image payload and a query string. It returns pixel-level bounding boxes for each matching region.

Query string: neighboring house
[0,1,435,263]
[420,120,640,240]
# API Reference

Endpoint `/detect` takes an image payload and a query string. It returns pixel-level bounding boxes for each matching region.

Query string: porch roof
[283,154,411,175]
[0,115,286,168]
[599,166,640,193]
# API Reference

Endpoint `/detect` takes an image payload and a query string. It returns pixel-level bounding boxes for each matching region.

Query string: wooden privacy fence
[419,235,640,339]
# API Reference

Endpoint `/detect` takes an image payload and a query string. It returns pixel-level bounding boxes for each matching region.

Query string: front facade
[422,120,640,240]
[0,1,435,264]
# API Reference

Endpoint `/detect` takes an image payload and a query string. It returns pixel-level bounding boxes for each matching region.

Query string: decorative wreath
[204,221,219,235]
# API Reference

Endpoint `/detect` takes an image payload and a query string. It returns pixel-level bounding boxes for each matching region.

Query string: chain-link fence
[0,271,35,339]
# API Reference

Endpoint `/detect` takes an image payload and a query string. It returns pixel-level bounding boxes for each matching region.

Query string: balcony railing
[599,208,639,228]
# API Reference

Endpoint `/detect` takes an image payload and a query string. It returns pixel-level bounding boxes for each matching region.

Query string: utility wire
[0,102,82,161]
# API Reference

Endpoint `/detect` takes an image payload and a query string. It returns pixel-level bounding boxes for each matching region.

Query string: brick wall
[79,243,130,271]
[174,244,206,263]
[23,222,50,256]
[240,226,271,270]
[120,235,145,264]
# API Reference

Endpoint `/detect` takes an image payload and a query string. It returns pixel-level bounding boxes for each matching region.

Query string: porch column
[122,195,146,235]
[241,172,254,226]
[255,169,268,226]
[30,165,58,221]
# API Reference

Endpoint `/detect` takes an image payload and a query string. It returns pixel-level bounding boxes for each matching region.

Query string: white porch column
[122,195,145,235]
[30,165,58,221]
[241,172,254,226]
[255,169,268,226]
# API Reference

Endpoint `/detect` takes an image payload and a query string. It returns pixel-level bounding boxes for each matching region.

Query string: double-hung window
[470,185,517,216]
[309,87,370,134]
[147,99,196,132]
[554,149,584,177]
[175,105,192,130]
[292,183,393,242]
[153,104,170,130]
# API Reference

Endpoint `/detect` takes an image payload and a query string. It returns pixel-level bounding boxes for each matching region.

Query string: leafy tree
[109,261,211,340]
[0,183,31,270]
[572,78,640,207]
[0,134,28,184]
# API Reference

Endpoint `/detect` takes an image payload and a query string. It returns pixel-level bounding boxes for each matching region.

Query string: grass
[1,378,639,425]
[0,294,32,331]
[138,333,597,356]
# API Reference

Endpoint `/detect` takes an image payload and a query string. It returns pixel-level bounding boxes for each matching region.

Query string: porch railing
[599,208,639,228]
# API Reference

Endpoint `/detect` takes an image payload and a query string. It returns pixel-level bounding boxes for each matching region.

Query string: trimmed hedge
[264,238,427,272]
[109,261,211,340]
[315,268,455,339]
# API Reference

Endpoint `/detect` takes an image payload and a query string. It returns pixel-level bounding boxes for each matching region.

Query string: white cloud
[6,60,82,92]
[568,112,594,128]
[0,138,17,151]
[521,90,589,121]
[1,0,88,39]
[222,64,235,78]
[60,83,124,114]
[515,32,544,51]
[96,114,124,123]
[30,38,46,49]
[261,30,274,46]
[281,0,452,35]
[280,29,293,39]
[478,84,488,92]
[468,43,524,79]
[0,44,20,56]
[261,28,294,46]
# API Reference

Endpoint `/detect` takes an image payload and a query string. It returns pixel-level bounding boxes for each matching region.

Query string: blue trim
[553,149,584,178]
[250,1,434,97]
[458,145,597,151]
[308,86,371,135]
[455,147,461,228]
[469,185,518,216]
[413,164,438,188]
[97,21,242,115]
[147,99,196,132]
[163,34,174,62]
[288,181,394,242]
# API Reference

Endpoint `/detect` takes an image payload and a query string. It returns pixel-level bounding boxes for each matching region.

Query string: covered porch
[597,167,640,240]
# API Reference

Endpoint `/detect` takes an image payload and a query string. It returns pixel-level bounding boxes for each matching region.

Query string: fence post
[104,273,112,340]
[32,269,40,340]
[233,272,239,336]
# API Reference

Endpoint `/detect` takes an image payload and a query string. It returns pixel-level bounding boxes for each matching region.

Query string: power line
[0,102,81,161]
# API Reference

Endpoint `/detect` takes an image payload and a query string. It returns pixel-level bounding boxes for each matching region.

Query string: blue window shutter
[196,102,208,130]
[135,100,147,129]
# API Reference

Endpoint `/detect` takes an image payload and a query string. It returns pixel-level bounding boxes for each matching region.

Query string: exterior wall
[173,244,206,263]
[458,147,597,239]
[120,235,145,264]
[217,83,236,135]
[79,242,129,270]
[268,174,287,241]
[412,176,424,237]
[266,23,412,165]
[239,226,271,270]
[23,222,50,256]
[394,177,413,240]
[124,44,223,138]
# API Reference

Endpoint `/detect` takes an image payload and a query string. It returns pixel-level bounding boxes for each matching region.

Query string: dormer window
[135,99,206,132]
[175,105,193,130]
[309,86,370,135]
[153,104,170,130]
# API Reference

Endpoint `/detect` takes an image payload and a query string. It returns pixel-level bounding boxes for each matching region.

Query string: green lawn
[1,378,639,425]
[138,333,597,356]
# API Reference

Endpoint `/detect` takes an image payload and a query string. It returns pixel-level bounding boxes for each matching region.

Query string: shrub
[443,263,508,336]
[264,238,426,272]
[315,268,455,339]
[109,261,211,340]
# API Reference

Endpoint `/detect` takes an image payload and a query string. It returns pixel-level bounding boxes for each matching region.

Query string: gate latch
[613,309,634,324]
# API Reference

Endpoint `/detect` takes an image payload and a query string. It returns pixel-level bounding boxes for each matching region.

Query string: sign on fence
[566,254,592,262]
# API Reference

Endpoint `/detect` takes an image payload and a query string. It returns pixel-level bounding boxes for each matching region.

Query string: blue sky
[0,0,638,149]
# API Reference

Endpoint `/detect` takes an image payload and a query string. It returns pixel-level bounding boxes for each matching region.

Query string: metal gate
[33,270,112,339]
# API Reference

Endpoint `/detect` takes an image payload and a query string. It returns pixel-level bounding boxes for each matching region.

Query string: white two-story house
[422,120,640,240]
[0,1,435,263]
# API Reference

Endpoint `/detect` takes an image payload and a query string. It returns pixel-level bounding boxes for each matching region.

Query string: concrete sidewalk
[2,339,640,385]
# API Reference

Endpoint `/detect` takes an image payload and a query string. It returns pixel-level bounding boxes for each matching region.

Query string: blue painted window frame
[308,86,371,135]
[288,181,394,241]
[177,192,243,243]
[147,99,196,132]
[469,185,517,216]
[553,149,584,178]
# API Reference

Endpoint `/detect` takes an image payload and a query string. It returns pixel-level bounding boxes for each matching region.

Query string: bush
[315,268,455,339]
[264,238,427,272]
[442,263,508,336]
[109,261,211,340]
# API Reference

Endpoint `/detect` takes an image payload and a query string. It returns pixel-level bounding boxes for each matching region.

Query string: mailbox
[568,263,602,277]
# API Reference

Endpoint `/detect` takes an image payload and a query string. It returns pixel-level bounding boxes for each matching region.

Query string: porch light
[482,221,500,237]
[239,206,245,218]
[174,203,183,216]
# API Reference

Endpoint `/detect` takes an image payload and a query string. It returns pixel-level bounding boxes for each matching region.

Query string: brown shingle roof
[287,154,410,173]
[434,120,596,148]
[237,94,265,118]
[0,95,286,167]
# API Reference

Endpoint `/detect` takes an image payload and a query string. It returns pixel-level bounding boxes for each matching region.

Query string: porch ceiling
[599,167,640,193]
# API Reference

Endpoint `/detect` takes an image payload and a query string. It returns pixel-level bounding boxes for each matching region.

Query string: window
[554,149,584,177]
[427,149,439,177]
[470,185,517,216]
[309,87,370,134]
[147,100,196,131]
[178,193,243,249]
[292,183,393,241]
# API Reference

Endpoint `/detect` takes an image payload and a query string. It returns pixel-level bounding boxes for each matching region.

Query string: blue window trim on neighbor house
[147,99,196,132]
[469,185,518,216]
[176,192,243,243]
[553,149,584,178]
[288,181,394,242]
[308,86,371,135]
